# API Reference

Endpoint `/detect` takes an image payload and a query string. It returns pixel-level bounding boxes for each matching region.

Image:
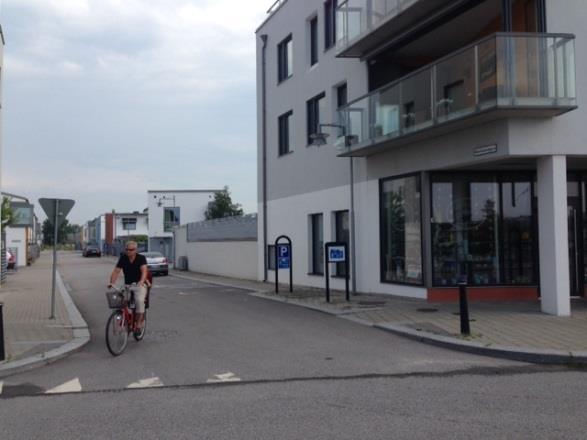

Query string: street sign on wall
[277,244,290,269]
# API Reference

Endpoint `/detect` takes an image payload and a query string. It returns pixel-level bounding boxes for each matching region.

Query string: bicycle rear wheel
[133,312,147,341]
[106,310,128,356]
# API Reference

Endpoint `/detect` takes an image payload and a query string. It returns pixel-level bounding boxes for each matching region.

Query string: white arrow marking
[126,377,164,389]
[46,378,82,394]
[206,372,241,383]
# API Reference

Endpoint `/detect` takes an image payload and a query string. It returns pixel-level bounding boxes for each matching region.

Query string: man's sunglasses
[126,248,137,251]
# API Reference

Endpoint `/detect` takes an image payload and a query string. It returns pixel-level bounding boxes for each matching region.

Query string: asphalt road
[1,253,586,439]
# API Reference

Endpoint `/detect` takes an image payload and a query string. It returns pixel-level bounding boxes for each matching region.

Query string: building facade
[256,0,583,316]
[147,190,219,262]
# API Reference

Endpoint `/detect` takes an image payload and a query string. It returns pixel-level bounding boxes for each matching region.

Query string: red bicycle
[105,285,148,356]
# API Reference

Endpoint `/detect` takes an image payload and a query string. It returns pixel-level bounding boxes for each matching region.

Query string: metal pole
[345,243,350,302]
[50,199,59,319]
[349,156,357,294]
[0,302,5,361]
[458,282,471,335]
[325,244,330,303]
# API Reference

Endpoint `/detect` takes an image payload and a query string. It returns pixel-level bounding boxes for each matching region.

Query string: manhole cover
[417,308,439,313]
[357,301,386,306]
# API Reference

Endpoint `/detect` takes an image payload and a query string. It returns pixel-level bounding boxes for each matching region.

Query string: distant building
[147,190,220,262]
[3,193,41,267]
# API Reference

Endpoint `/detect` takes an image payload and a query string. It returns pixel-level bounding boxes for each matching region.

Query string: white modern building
[147,190,220,261]
[3,193,41,267]
[256,0,583,316]
[112,211,148,240]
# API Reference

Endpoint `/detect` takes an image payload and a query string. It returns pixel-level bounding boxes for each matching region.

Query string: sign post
[39,198,75,319]
[324,242,349,303]
[274,235,292,294]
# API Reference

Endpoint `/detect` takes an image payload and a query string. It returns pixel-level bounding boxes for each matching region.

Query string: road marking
[0,381,3,396]
[46,378,82,394]
[126,377,164,389]
[206,372,241,383]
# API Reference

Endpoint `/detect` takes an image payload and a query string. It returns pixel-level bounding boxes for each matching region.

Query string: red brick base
[427,286,539,302]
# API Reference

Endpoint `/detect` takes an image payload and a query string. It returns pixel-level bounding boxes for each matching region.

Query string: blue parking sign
[328,246,346,262]
[277,244,290,269]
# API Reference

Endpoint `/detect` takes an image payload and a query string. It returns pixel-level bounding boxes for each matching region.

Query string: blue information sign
[277,244,290,269]
[328,245,346,262]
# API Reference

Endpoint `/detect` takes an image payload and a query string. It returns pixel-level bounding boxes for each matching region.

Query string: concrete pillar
[537,155,570,316]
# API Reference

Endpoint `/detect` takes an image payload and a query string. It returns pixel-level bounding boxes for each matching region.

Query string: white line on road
[206,372,241,383]
[46,378,82,394]
[127,377,164,389]
[0,381,3,396]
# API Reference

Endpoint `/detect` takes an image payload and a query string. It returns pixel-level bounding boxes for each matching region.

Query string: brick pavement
[0,252,72,363]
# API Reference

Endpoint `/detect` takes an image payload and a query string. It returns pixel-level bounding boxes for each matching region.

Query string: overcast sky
[1,0,269,224]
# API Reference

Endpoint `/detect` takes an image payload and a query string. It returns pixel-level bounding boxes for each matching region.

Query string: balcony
[336,0,454,58]
[337,33,577,158]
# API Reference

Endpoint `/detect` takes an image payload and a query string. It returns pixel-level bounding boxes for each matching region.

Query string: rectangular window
[278,35,293,82]
[163,207,180,232]
[380,175,423,285]
[324,0,337,50]
[278,110,293,156]
[431,173,535,286]
[311,213,324,274]
[310,16,318,66]
[336,83,347,108]
[334,210,349,276]
[307,92,326,145]
[122,218,137,230]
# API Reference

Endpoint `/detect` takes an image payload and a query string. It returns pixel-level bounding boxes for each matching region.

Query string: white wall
[114,214,148,238]
[5,227,27,267]
[175,226,258,280]
[147,191,217,238]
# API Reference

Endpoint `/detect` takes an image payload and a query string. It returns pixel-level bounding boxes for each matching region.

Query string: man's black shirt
[116,253,147,285]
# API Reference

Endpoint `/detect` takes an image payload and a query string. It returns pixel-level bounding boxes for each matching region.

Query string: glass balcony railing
[337,33,577,156]
[336,0,419,54]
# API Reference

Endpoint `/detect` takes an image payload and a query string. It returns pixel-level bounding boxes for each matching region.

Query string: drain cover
[417,308,439,313]
[357,301,386,306]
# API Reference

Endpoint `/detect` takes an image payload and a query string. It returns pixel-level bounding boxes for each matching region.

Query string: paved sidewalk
[0,252,89,377]
[170,270,587,364]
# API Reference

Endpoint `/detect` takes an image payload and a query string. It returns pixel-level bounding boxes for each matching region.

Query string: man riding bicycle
[108,241,148,331]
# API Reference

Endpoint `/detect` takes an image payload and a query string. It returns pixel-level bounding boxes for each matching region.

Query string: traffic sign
[277,244,290,269]
[328,245,346,262]
[39,198,75,227]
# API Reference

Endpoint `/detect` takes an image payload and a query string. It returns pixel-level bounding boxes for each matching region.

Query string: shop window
[380,175,423,285]
[431,173,535,286]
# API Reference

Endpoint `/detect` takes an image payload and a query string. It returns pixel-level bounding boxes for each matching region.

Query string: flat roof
[256,0,290,33]
[147,189,221,193]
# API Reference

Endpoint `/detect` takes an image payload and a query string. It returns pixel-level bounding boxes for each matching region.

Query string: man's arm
[109,267,122,287]
[138,264,148,286]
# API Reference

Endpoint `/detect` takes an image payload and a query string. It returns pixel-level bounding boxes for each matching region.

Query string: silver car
[142,252,169,276]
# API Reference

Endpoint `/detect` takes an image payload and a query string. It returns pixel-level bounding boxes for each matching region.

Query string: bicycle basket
[105,291,125,309]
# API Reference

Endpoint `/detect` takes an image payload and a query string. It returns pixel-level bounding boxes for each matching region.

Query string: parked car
[6,250,16,269]
[143,252,168,276]
[83,245,102,257]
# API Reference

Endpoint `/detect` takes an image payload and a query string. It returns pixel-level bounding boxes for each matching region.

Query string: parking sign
[277,244,290,269]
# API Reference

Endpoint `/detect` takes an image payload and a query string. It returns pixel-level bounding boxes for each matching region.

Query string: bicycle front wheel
[106,310,128,356]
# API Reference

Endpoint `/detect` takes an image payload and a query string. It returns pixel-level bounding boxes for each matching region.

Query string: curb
[170,272,270,294]
[173,272,587,366]
[373,323,587,365]
[0,271,90,378]
[249,291,587,366]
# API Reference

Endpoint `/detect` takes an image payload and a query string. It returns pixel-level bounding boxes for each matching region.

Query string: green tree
[204,186,244,220]
[42,218,73,245]
[1,196,15,228]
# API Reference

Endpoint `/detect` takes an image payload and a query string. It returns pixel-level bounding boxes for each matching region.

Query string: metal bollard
[0,302,5,361]
[458,282,471,336]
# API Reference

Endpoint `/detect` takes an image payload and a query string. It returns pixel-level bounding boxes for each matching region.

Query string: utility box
[177,256,188,271]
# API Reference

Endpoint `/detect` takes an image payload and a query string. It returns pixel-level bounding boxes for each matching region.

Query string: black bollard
[458,282,471,336]
[0,302,5,361]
